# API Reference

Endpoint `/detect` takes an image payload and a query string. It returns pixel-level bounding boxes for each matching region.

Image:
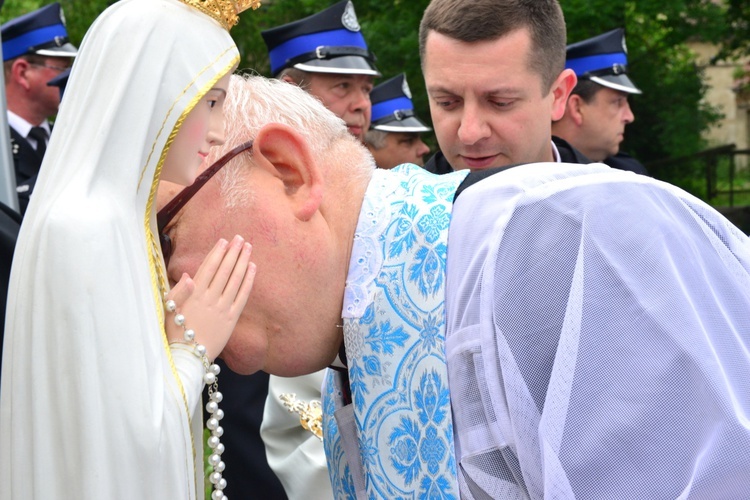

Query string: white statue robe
[0,0,239,497]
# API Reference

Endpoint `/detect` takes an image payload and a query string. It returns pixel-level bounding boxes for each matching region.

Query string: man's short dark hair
[418,0,567,93]
[570,79,602,103]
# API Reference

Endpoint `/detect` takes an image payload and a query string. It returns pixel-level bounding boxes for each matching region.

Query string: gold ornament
[279,393,323,440]
[177,0,261,31]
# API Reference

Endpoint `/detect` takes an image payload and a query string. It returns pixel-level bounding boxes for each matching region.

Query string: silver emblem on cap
[342,1,360,32]
[402,76,412,99]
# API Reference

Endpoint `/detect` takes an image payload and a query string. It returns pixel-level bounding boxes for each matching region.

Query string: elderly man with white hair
[158,73,750,500]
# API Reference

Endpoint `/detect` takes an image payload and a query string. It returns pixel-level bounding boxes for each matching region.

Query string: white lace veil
[446,163,750,498]
[1,0,239,497]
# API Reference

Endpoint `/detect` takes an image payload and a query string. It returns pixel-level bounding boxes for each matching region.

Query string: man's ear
[550,68,577,122]
[253,123,323,221]
[567,94,586,126]
[11,59,32,90]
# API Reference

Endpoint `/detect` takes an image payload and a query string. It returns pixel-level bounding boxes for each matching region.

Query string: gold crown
[178,0,261,31]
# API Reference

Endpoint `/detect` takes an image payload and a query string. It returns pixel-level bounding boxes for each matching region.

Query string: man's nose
[457,102,490,145]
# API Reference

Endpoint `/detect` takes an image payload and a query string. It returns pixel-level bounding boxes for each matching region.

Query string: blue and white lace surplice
[323,164,469,500]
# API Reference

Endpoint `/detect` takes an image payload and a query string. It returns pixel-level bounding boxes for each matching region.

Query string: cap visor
[294,55,380,77]
[35,42,78,58]
[590,74,642,94]
[47,67,71,87]
[373,116,431,133]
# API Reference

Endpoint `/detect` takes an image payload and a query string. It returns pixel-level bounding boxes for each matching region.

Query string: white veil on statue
[0,0,239,497]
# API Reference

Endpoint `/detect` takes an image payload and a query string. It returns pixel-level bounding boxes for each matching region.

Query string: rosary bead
[165,298,228,499]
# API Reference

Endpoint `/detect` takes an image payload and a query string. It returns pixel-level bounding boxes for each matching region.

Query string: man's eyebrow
[426,85,460,97]
[427,85,524,96]
[208,88,227,96]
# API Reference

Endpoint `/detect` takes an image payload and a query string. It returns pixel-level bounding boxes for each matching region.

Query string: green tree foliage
[3,0,747,196]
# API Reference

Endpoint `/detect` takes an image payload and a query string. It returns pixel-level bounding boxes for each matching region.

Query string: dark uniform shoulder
[423,150,455,175]
[552,136,592,164]
[604,152,650,176]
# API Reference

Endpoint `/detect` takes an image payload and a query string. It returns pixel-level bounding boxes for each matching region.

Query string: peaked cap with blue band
[261,0,379,77]
[2,3,78,62]
[370,73,431,133]
[566,28,641,95]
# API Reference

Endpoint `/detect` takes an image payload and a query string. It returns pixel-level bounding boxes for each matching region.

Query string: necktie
[28,126,48,157]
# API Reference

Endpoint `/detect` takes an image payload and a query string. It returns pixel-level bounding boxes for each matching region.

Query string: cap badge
[402,76,412,99]
[341,0,361,32]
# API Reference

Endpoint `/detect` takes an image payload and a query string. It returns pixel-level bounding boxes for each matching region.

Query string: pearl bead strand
[166,299,228,500]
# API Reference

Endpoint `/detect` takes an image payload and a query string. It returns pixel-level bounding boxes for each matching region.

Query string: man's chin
[218,343,264,375]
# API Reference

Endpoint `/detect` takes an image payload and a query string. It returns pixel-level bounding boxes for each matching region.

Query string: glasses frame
[157,139,254,266]
[29,62,70,73]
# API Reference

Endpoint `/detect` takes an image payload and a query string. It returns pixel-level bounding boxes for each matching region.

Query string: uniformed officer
[364,73,431,169]
[262,0,380,144]
[552,28,649,175]
[2,2,78,214]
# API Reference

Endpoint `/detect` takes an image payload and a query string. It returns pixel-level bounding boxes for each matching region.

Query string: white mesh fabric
[446,163,750,499]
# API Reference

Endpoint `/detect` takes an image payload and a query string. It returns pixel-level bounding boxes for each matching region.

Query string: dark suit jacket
[604,151,650,176]
[10,127,44,216]
[0,201,21,375]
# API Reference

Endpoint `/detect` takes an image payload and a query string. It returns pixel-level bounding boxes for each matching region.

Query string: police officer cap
[370,74,431,133]
[2,3,78,62]
[566,28,641,94]
[262,0,379,77]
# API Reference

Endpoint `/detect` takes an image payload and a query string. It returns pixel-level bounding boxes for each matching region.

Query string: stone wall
[690,42,750,169]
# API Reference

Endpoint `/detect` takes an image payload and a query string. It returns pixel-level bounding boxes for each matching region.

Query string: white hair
[207,72,375,206]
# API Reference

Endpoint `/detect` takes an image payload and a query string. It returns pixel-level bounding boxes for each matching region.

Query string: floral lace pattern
[324,165,468,499]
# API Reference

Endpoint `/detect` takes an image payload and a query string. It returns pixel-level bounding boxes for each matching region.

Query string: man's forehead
[311,72,373,83]
[390,131,419,141]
